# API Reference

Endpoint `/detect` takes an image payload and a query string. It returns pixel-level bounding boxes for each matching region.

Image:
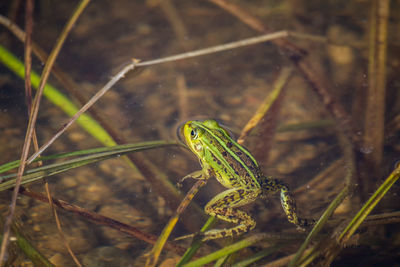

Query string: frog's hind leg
[261,177,314,229]
[203,188,261,241]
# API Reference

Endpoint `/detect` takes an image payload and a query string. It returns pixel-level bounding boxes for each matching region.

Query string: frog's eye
[190,128,198,139]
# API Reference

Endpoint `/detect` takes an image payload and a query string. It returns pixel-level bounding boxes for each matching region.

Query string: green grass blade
[0,141,180,174]
[288,186,349,267]
[10,224,55,267]
[0,44,116,147]
[176,217,216,267]
[338,164,400,243]
[232,245,283,267]
[181,234,273,267]
[0,141,180,191]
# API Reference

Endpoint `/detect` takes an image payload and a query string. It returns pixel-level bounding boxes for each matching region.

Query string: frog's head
[182,120,205,158]
[181,119,223,158]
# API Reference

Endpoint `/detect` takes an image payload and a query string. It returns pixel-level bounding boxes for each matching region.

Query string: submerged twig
[238,67,293,144]
[19,188,185,255]
[136,31,288,67]
[361,211,400,227]
[44,183,82,267]
[208,0,307,58]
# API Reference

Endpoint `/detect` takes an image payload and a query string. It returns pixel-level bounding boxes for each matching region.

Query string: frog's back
[201,121,263,190]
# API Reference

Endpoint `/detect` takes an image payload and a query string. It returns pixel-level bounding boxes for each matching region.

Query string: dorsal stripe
[195,122,260,187]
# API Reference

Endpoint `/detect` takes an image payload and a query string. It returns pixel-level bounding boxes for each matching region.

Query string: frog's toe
[174,233,194,241]
[296,225,306,232]
[175,232,204,242]
[298,218,316,228]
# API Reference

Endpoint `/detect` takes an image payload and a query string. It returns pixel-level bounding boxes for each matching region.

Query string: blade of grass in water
[10,223,55,267]
[0,141,180,191]
[176,217,216,267]
[0,140,180,174]
[338,163,400,243]
[181,234,284,267]
[231,245,283,267]
[0,44,116,147]
[307,163,400,266]
[146,177,207,267]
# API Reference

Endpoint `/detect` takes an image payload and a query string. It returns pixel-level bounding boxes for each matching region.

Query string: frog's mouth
[176,121,198,153]
[176,121,187,145]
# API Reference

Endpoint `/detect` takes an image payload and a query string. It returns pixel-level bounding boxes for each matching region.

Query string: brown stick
[362,0,389,178]
[19,188,186,255]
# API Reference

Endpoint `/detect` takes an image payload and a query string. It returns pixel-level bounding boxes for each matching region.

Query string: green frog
[180,119,313,241]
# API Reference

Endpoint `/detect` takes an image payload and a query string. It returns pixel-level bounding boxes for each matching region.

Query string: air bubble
[360,146,373,154]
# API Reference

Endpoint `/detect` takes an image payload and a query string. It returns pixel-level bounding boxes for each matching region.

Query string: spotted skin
[181,119,312,241]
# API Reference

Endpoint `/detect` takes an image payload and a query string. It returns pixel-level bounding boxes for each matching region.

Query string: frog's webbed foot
[293,218,316,232]
[261,177,316,230]
[176,170,205,187]
[297,218,317,229]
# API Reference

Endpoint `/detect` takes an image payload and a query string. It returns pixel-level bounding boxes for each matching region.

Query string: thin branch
[19,188,185,255]
[136,31,288,67]
[27,60,138,164]
[208,0,306,58]
[44,183,82,266]
[362,211,400,227]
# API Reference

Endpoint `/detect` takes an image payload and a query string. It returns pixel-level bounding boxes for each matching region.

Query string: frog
[179,119,313,241]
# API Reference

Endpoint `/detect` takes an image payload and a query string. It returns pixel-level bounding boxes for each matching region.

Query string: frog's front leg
[202,187,261,241]
[177,170,207,187]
